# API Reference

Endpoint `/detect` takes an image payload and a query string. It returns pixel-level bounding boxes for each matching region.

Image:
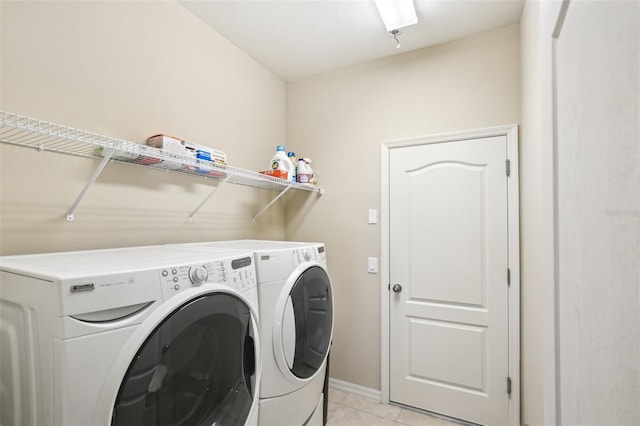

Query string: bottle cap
[276,145,286,151]
[288,152,296,157]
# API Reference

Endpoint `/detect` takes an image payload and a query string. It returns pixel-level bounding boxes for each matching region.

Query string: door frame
[380,125,520,425]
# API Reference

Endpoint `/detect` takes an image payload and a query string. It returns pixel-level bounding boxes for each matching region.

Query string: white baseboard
[328,377,381,401]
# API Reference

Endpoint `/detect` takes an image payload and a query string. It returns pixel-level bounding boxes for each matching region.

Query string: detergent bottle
[271,145,292,179]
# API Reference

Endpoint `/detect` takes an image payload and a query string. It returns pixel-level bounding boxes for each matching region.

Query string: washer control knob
[189,265,208,285]
[302,249,312,261]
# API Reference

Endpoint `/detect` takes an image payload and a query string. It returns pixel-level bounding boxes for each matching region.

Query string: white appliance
[0,246,261,426]
[175,241,333,426]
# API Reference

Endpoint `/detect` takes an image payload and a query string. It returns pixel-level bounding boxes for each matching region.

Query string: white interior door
[388,133,515,425]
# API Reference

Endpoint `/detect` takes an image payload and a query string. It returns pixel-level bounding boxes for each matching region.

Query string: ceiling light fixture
[373,0,418,33]
[390,29,402,48]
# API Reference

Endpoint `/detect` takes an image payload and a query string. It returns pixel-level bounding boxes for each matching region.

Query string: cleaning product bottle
[304,158,317,185]
[297,158,311,183]
[303,158,315,185]
[271,145,292,180]
[287,151,297,183]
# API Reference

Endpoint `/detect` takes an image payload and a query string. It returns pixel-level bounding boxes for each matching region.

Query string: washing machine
[175,240,333,426]
[0,245,261,426]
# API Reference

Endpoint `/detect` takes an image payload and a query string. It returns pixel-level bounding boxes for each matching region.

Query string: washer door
[274,264,333,381]
[111,292,257,426]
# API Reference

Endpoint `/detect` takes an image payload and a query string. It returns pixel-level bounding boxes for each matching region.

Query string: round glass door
[287,266,333,379]
[112,292,257,426]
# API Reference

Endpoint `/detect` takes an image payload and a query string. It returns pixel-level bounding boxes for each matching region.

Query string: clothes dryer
[176,241,333,426]
[0,246,260,426]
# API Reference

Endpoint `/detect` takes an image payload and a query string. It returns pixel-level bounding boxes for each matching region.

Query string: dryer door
[275,265,333,381]
[111,292,257,426]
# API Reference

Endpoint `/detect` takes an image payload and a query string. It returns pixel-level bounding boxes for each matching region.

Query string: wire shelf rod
[1,110,323,221]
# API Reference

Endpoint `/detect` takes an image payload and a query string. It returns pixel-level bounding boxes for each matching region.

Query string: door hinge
[388,283,390,291]
[507,268,511,286]
[507,377,512,395]
[506,159,511,177]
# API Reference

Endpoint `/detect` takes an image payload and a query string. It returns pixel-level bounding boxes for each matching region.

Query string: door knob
[392,284,402,293]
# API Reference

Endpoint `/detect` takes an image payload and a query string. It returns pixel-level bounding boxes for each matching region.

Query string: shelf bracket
[252,186,292,223]
[187,177,229,222]
[65,147,115,221]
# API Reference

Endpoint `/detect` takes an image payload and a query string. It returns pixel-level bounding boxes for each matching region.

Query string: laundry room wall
[0,1,286,255]
[519,1,557,424]
[286,22,520,401]
[553,2,639,425]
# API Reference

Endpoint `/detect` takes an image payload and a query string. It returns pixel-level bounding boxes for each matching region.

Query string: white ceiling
[180,0,524,81]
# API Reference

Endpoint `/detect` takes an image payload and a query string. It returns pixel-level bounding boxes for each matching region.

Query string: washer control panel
[292,245,326,267]
[159,255,256,299]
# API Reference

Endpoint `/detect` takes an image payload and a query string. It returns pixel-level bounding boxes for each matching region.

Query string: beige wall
[0,1,286,255]
[286,24,521,391]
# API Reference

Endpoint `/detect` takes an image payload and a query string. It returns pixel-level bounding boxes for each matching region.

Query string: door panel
[408,318,486,391]
[389,136,509,425]
[408,162,486,306]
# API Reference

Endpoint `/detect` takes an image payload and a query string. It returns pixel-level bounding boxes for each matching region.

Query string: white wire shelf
[0,111,323,221]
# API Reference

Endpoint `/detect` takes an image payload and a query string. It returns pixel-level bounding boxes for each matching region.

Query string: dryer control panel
[159,256,257,299]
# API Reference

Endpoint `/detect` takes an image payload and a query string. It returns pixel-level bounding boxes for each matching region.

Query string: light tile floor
[326,388,464,426]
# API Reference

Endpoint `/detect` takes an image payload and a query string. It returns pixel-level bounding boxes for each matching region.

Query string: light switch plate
[368,257,378,273]
[368,209,378,224]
